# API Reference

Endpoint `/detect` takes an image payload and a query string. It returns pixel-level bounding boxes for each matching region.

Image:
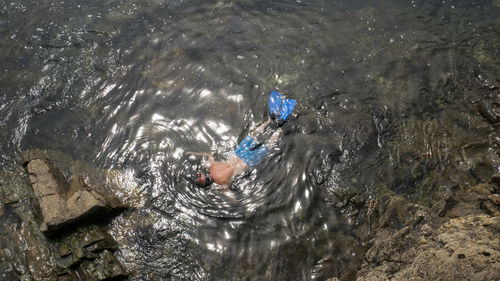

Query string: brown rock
[378,196,408,228]
[488,194,500,207]
[65,189,105,219]
[25,157,124,234]
[480,200,500,216]
[445,201,483,218]
[357,215,500,281]
[27,159,63,197]
[20,149,135,209]
[38,194,67,226]
[470,184,492,197]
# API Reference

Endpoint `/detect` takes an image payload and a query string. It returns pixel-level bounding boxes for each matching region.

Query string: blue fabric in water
[278,98,296,121]
[269,91,284,116]
[234,136,269,167]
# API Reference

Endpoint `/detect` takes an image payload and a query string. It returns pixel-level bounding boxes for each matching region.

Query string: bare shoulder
[209,161,234,185]
[210,161,232,170]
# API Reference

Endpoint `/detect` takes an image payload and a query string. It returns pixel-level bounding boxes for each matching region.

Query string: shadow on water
[1,0,499,280]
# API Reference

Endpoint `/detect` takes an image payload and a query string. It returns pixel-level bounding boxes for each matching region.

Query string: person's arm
[186,152,212,157]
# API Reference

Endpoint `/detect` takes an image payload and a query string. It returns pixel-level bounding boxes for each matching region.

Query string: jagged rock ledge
[0,149,134,280]
[56,225,127,280]
[355,174,500,281]
[19,150,127,234]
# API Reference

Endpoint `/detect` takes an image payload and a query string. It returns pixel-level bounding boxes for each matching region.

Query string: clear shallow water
[1,0,499,280]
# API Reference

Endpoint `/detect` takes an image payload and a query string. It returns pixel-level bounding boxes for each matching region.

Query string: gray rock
[20,151,128,234]
[56,225,125,280]
[20,150,128,209]
[0,151,129,280]
[471,161,496,183]
[26,159,108,233]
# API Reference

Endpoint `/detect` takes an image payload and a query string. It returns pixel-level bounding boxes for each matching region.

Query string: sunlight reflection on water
[1,0,499,279]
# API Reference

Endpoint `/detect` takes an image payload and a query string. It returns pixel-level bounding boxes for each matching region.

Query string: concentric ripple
[1,0,499,279]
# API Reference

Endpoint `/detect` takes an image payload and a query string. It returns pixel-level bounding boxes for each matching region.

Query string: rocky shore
[0,150,132,280]
[353,95,500,279]
[356,181,500,281]
[1,120,499,281]
[0,68,499,280]
[1,97,499,281]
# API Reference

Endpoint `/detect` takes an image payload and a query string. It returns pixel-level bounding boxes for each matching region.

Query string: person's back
[209,162,234,185]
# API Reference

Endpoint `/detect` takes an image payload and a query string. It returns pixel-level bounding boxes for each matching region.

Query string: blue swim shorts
[234,136,269,167]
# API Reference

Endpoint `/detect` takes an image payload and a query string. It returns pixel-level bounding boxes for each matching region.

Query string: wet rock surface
[22,152,124,233]
[56,225,126,280]
[351,102,500,280]
[358,214,500,280]
[19,150,132,211]
[0,150,130,280]
[347,41,500,279]
[356,176,500,281]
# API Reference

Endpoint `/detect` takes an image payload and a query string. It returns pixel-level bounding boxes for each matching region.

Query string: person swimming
[189,91,296,190]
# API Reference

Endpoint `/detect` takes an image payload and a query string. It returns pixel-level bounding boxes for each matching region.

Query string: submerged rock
[477,101,500,124]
